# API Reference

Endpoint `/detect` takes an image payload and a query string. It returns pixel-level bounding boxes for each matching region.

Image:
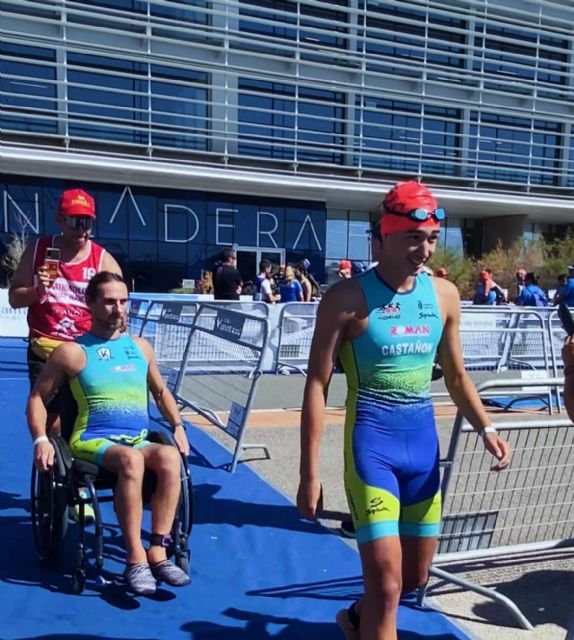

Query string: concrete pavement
[185,403,573,640]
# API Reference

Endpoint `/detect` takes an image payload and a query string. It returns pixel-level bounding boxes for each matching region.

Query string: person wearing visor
[297,180,511,640]
[10,188,122,440]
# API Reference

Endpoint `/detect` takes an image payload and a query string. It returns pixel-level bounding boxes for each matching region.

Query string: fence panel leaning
[135,301,198,390]
[171,303,270,472]
[427,378,574,630]
[275,302,319,374]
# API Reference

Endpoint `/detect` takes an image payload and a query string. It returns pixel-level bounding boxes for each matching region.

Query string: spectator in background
[253,259,275,303]
[515,267,527,301]
[196,270,214,295]
[485,268,507,304]
[516,272,548,307]
[338,259,352,279]
[295,263,313,302]
[435,267,448,279]
[473,270,497,305]
[279,266,303,302]
[302,258,321,299]
[553,274,567,305]
[555,265,574,306]
[213,247,242,301]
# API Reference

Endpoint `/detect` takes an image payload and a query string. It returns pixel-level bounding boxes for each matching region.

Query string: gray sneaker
[150,560,191,587]
[124,562,156,595]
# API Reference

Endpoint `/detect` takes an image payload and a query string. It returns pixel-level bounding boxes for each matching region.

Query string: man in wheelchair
[27,271,191,595]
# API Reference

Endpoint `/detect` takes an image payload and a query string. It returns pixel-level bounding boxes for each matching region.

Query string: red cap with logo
[58,189,96,218]
[380,181,441,235]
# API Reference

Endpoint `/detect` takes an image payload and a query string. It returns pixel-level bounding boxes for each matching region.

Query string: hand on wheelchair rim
[35,441,55,472]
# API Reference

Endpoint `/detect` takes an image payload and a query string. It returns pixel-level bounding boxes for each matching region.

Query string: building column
[482,215,527,252]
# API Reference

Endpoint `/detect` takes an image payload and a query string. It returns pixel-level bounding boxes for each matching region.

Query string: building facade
[2,0,574,289]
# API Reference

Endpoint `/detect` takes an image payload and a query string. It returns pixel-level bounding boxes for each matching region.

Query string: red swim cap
[380,181,441,235]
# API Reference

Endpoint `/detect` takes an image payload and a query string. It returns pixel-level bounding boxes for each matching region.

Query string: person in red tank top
[9,188,122,433]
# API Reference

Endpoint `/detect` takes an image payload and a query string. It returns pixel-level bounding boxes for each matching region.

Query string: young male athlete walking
[297,181,511,640]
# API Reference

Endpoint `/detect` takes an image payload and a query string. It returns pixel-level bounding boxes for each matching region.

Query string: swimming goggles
[384,207,445,222]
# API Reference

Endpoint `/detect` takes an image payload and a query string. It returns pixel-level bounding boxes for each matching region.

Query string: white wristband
[480,426,497,438]
[33,435,49,447]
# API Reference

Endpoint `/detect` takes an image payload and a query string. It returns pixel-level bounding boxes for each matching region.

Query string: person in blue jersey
[555,264,574,306]
[515,272,548,307]
[27,272,191,596]
[297,180,511,640]
[279,265,304,302]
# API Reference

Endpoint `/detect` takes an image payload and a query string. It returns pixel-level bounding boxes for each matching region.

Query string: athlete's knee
[116,448,145,481]
[151,445,181,481]
[363,559,402,607]
[365,573,402,610]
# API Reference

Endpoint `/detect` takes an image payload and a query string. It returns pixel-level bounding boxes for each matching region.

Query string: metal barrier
[458,307,550,373]
[171,304,270,472]
[137,301,198,388]
[275,302,319,374]
[427,377,574,630]
[548,308,569,378]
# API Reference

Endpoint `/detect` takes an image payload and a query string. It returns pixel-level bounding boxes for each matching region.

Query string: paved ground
[184,402,574,640]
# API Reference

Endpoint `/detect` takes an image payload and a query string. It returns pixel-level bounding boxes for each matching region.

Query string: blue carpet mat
[0,339,469,639]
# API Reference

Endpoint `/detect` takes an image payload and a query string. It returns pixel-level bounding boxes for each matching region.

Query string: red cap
[58,189,96,218]
[437,267,447,277]
[339,259,352,271]
[380,181,440,235]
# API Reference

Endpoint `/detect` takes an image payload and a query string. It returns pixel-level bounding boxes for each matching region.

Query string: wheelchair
[30,428,193,594]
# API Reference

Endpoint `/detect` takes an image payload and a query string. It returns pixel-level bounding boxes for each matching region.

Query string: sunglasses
[61,216,93,231]
[384,207,445,222]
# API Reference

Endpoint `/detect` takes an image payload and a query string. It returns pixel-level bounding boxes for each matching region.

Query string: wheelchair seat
[31,429,193,594]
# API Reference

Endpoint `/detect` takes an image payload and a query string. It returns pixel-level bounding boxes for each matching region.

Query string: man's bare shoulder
[319,278,363,315]
[132,335,153,360]
[432,277,461,310]
[50,341,85,374]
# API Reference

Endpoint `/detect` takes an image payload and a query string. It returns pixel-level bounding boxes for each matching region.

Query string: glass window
[150,65,208,150]
[151,0,211,44]
[473,25,569,97]
[355,97,460,175]
[66,1,147,32]
[238,0,349,57]
[348,220,370,260]
[151,0,208,24]
[0,43,57,134]
[468,112,561,186]
[362,2,466,80]
[238,80,345,163]
[67,54,148,144]
[568,142,574,189]
[325,214,370,262]
[438,219,463,255]
[325,219,348,259]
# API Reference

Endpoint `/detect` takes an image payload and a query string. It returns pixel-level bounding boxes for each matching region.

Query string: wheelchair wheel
[31,464,69,565]
[170,458,192,569]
